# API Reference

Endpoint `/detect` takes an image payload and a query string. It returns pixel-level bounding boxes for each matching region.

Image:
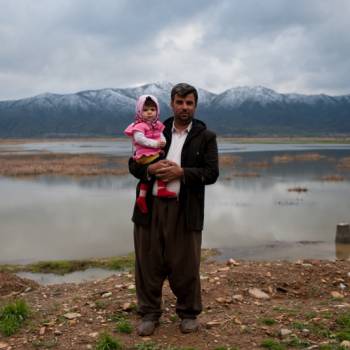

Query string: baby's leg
[136,182,149,213]
[156,180,176,198]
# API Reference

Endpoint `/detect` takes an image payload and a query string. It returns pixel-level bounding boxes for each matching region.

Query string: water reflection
[336,244,350,260]
[1,146,350,263]
[16,268,120,285]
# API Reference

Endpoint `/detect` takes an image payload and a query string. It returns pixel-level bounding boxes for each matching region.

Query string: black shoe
[137,319,159,336]
[180,318,199,334]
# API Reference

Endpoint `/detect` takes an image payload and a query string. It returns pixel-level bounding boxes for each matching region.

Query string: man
[128,83,219,336]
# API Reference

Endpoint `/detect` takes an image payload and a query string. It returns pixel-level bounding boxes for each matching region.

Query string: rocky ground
[2,259,350,349]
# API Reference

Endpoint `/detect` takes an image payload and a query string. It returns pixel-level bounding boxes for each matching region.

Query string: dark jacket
[128,117,219,231]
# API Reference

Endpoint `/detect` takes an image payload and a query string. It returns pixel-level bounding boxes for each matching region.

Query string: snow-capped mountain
[0,82,349,137]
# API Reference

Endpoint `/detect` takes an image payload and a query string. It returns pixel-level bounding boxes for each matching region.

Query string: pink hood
[134,94,160,127]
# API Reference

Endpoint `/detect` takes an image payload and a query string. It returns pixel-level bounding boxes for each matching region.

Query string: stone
[88,332,99,338]
[280,328,292,337]
[39,327,46,335]
[340,283,347,290]
[0,342,9,349]
[232,294,244,302]
[63,312,82,320]
[331,291,344,299]
[227,258,240,266]
[101,292,112,298]
[215,297,231,304]
[122,302,133,311]
[127,284,135,290]
[218,267,230,272]
[341,340,350,348]
[206,321,221,328]
[248,288,270,299]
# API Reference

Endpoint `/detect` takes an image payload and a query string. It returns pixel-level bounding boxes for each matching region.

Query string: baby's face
[142,105,157,122]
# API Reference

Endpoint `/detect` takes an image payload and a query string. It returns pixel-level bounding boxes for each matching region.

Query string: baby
[124,94,176,213]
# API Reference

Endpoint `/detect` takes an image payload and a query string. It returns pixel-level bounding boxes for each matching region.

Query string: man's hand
[147,160,173,175]
[154,161,184,182]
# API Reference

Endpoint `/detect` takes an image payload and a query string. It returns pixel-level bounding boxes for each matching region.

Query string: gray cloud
[0,0,349,100]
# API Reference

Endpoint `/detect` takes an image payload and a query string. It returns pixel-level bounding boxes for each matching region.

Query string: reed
[0,154,129,177]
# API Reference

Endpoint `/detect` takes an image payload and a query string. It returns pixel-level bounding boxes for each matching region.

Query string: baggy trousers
[133,197,202,321]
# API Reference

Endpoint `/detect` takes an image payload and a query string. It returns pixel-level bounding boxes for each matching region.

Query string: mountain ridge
[1,82,350,137]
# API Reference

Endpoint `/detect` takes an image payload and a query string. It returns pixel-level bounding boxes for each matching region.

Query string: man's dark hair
[171,83,198,106]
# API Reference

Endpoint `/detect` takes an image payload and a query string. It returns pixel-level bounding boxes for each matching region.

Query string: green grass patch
[308,322,332,338]
[336,313,350,328]
[115,318,132,334]
[32,337,58,348]
[335,330,350,341]
[291,321,307,330]
[95,300,109,310]
[260,318,277,326]
[283,335,310,348]
[134,343,160,350]
[304,311,318,320]
[95,332,122,350]
[0,253,135,274]
[261,339,285,350]
[0,299,30,336]
[169,314,179,323]
[330,312,350,343]
[319,345,347,350]
[322,311,334,319]
[0,249,218,274]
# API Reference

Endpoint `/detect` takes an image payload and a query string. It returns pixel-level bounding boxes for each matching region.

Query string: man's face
[171,93,196,126]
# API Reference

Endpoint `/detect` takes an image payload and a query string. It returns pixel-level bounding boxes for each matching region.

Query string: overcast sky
[1,0,349,100]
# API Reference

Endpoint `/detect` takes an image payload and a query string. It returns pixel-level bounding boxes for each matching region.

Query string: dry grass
[231,172,261,178]
[246,160,270,168]
[0,137,126,144]
[320,175,345,182]
[288,187,308,192]
[0,154,129,177]
[218,154,241,167]
[337,157,350,169]
[273,152,326,163]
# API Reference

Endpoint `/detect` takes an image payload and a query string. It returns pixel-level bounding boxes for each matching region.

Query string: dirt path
[1,259,350,349]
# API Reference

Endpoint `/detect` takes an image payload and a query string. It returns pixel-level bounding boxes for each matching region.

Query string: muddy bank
[2,258,350,349]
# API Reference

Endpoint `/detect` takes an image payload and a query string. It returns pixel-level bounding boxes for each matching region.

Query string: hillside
[0,82,350,137]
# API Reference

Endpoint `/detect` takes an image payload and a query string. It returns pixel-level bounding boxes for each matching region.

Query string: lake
[1,141,350,264]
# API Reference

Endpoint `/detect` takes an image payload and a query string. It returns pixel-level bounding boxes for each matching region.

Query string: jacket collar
[163,117,206,136]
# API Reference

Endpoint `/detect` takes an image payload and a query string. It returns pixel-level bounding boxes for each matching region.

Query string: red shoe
[136,197,148,213]
[157,187,176,198]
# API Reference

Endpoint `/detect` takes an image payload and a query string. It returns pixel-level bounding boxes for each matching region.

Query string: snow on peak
[217,86,283,107]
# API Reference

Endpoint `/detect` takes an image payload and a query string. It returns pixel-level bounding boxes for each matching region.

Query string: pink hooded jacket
[124,95,165,160]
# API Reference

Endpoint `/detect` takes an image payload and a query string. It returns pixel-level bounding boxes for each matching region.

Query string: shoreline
[1,136,350,144]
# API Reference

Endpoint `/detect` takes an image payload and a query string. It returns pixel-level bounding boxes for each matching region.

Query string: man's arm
[128,158,173,182]
[154,133,219,185]
[182,133,219,185]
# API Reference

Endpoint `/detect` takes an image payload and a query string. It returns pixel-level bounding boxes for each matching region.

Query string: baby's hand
[158,140,166,148]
